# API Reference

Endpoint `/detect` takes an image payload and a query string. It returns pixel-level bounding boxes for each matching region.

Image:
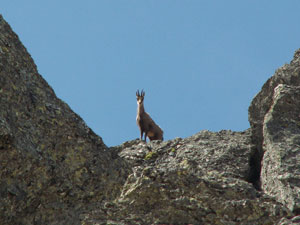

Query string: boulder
[249,49,300,154]
[248,49,300,213]
[261,84,300,213]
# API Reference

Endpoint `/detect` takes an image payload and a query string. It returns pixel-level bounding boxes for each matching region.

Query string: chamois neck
[137,102,145,115]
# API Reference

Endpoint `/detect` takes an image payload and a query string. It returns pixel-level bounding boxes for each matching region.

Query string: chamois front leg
[140,130,144,141]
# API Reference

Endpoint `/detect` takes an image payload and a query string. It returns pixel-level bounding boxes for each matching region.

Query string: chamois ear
[141,89,145,97]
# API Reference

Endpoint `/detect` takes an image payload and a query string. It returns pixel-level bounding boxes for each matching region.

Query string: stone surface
[261,84,300,213]
[83,131,291,224]
[248,49,300,214]
[278,216,300,225]
[249,48,300,153]
[0,15,130,225]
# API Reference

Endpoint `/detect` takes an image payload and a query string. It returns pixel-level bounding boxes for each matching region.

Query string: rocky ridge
[0,15,130,225]
[1,14,300,224]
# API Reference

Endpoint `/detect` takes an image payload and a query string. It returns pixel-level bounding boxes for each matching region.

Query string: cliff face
[249,49,300,215]
[0,15,300,224]
[0,15,130,225]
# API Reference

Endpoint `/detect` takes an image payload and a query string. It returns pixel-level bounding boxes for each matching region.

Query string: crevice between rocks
[247,146,263,190]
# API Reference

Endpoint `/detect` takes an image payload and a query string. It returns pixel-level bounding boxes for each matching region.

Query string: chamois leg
[144,132,147,143]
[140,130,143,141]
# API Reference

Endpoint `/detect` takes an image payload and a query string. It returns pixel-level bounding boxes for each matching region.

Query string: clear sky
[2,1,300,146]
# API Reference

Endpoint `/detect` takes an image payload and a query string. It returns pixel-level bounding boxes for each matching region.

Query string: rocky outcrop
[248,49,300,190]
[82,131,290,224]
[0,14,299,224]
[0,15,130,225]
[261,85,300,213]
[249,49,300,154]
[248,50,300,214]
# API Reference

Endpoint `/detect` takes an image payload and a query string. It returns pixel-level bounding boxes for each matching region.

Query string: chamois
[136,89,163,142]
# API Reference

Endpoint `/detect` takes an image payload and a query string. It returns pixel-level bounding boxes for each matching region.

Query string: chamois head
[136,89,145,105]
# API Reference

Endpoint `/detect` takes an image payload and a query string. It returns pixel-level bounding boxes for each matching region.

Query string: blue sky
[2,1,300,146]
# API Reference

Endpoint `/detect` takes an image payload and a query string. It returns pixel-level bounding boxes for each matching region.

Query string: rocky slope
[0,15,130,225]
[1,14,300,224]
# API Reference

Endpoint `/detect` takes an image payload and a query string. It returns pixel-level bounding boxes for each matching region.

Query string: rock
[278,215,300,225]
[249,48,300,154]
[248,49,300,188]
[261,84,300,213]
[83,130,291,224]
[120,130,253,181]
[248,49,300,213]
[0,14,130,225]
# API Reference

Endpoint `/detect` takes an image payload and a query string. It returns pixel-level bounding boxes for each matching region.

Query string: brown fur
[136,90,163,142]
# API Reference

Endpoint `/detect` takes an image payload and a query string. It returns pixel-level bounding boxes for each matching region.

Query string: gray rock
[249,48,300,153]
[278,215,300,225]
[248,49,300,213]
[262,84,300,213]
[83,130,291,224]
[248,49,300,193]
[0,14,130,225]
